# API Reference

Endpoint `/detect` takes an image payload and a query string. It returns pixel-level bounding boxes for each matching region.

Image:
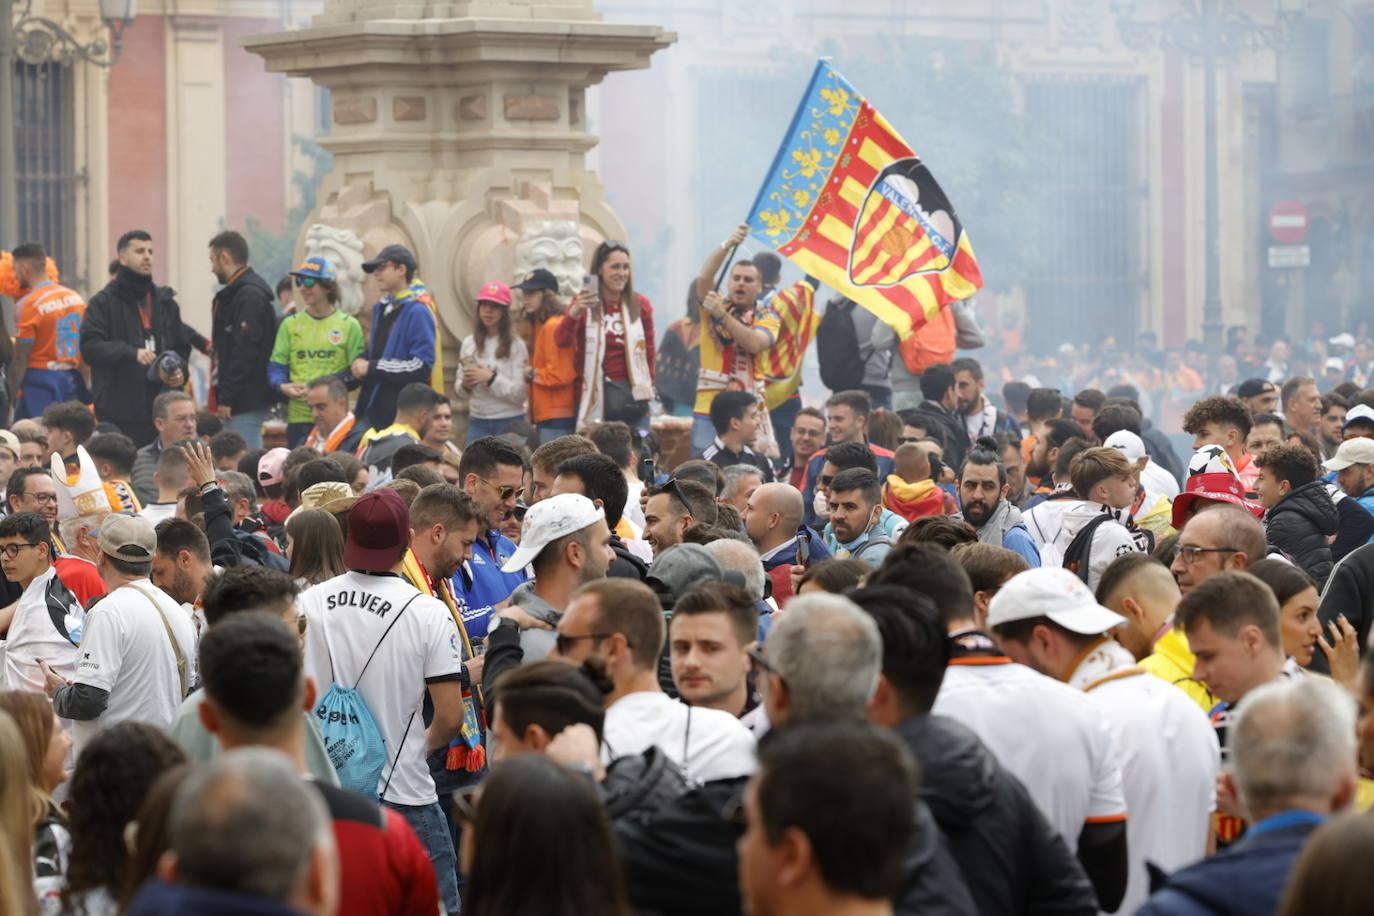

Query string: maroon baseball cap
[344,488,410,571]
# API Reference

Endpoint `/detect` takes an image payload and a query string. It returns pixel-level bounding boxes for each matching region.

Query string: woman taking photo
[0,692,72,914]
[555,240,656,429]
[1249,558,1359,688]
[460,281,529,443]
[268,257,366,448]
[515,269,577,444]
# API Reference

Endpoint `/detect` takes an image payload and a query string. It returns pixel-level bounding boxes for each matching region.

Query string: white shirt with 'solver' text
[300,571,463,806]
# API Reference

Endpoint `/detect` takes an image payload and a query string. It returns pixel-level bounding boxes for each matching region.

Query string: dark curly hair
[62,722,186,914]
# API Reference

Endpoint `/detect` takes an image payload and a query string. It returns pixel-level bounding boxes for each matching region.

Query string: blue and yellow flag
[745,62,983,342]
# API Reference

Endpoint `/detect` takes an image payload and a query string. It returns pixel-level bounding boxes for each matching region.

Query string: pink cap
[476,281,511,307]
[258,447,290,487]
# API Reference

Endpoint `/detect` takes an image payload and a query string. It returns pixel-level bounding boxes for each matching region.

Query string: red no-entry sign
[1268,200,1309,244]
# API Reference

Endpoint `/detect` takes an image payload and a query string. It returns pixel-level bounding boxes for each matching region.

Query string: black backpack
[1062,514,1112,584]
[816,302,864,392]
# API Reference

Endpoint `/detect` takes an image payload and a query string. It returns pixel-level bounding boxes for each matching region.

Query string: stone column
[242,0,674,401]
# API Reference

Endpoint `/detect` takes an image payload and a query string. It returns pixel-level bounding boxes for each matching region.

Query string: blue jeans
[384,799,460,915]
[224,406,268,450]
[466,414,525,444]
[538,417,576,444]
[15,368,82,420]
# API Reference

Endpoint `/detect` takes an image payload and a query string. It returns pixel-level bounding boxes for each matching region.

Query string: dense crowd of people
[3,223,1374,916]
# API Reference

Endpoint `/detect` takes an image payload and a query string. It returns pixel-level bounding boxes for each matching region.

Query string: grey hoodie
[508,580,563,662]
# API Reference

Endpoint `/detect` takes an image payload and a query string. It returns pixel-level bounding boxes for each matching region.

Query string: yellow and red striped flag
[746,62,983,343]
[758,280,817,383]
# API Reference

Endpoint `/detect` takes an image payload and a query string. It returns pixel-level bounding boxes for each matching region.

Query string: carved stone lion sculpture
[513,221,584,299]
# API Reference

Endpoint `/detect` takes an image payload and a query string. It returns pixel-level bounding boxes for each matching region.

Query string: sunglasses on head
[293,277,318,289]
[651,477,689,506]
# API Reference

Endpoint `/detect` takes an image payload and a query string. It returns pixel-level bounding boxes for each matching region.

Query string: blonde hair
[0,709,40,915]
[1069,446,1133,500]
[0,692,54,828]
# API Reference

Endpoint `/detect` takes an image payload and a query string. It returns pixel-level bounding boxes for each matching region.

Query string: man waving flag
[745,61,983,356]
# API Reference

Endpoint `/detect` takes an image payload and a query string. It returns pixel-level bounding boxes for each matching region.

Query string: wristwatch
[490,615,520,636]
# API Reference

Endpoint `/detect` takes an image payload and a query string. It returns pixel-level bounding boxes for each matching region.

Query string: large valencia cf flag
[745,61,983,341]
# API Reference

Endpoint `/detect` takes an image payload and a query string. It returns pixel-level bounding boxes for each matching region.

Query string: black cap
[512,268,558,293]
[1235,378,1276,399]
[361,244,417,274]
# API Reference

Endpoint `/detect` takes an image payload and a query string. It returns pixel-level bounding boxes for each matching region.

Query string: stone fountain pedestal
[243,1,674,402]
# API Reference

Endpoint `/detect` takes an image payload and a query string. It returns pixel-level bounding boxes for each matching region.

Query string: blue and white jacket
[356,293,436,428]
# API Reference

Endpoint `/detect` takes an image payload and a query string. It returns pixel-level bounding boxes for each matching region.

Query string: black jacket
[202,485,289,572]
[1332,493,1374,561]
[211,267,278,413]
[601,746,688,821]
[1314,541,1374,674]
[608,531,649,582]
[911,400,969,469]
[894,715,1097,916]
[1264,480,1338,586]
[80,267,207,436]
[612,774,976,916]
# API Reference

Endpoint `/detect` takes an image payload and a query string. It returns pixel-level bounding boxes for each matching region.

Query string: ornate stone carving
[304,224,367,316]
[514,222,584,298]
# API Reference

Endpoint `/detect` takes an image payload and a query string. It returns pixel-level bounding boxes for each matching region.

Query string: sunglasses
[475,476,518,502]
[897,436,921,445]
[600,240,629,254]
[293,277,319,289]
[296,613,309,636]
[651,477,690,507]
[818,474,834,487]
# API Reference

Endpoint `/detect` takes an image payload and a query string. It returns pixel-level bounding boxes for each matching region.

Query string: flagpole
[712,243,739,292]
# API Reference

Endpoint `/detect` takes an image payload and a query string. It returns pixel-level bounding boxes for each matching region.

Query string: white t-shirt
[932,660,1128,849]
[138,503,177,526]
[602,691,756,782]
[1080,662,1220,915]
[72,579,197,751]
[4,567,84,693]
[300,571,463,807]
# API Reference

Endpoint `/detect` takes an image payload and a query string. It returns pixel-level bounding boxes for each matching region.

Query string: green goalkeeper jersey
[269,309,366,423]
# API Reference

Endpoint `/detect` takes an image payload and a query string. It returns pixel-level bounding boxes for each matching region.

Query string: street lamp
[1111,0,1304,356]
[0,0,137,249]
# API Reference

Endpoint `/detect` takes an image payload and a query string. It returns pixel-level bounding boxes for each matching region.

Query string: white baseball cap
[987,567,1127,636]
[1344,404,1374,429]
[1323,437,1374,471]
[500,493,604,573]
[1103,430,1146,463]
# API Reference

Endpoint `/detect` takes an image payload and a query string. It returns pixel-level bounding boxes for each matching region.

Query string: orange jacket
[529,315,577,423]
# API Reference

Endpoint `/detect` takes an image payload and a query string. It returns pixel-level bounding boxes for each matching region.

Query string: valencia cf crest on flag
[744,61,982,346]
[849,157,960,287]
